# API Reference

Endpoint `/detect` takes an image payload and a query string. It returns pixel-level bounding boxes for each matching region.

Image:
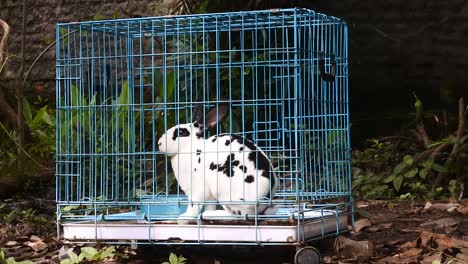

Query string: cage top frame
[56,8,346,36]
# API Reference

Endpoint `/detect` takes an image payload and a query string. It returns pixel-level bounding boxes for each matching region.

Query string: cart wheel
[294,246,321,264]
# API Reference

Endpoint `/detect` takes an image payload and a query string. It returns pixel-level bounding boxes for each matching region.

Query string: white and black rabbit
[157,103,278,223]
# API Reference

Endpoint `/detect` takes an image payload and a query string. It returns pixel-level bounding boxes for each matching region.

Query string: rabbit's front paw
[177,212,198,225]
[202,210,233,220]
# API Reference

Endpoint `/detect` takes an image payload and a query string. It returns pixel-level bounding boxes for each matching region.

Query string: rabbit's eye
[174,128,190,138]
[172,128,190,140]
[179,129,190,137]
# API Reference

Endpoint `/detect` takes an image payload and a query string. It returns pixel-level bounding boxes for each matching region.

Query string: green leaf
[393,175,404,192]
[404,168,418,178]
[22,97,32,123]
[162,71,176,102]
[80,247,99,260]
[403,155,414,166]
[169,253,178,264]
[41,110,54,126]
[392,161,407,175]
[413,93,424,123]
[432,260,441,264]
[62,205,80,212]
[421,159,434,169]
[68,251,79,263]
[419,167,429,179]
[432,163,448,173]
[71,84,86,107]
[118,81,130,106]
[428,141,444,148]
[17,261,34,264]
[100,246,115,259]
[0,250,4,260]
[89,93,97,106]
[384,174,395,183]
[449,180,458,194]
[60,260,75,264]
[29,106,48,129]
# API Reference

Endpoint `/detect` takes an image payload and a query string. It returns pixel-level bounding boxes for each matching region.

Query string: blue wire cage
[55,8,352,246]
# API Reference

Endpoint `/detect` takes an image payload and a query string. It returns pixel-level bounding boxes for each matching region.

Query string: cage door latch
[319,53,336,82]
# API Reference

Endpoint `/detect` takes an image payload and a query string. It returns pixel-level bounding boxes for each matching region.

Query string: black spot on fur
[248,150,275,199]
[198,157,201,163]
[239,147,244,151]
[172,128,190,140]
[209,162,218,171]
[244,175,254,183]
[194,122,200,128]
[248,151,270,176]
[231,134,257,151]
[237,210,241,215]
[211,153,237,177]
[239,165,247,173]
[212,136,217,142]
[196,149,202,155]
[239,198,244,201]
[225,139,231,146]
[194,168,197,172]
[219,153,236,177]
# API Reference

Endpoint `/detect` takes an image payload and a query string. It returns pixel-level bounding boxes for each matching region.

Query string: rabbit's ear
[193,103,204,124]
[204,103,229,128]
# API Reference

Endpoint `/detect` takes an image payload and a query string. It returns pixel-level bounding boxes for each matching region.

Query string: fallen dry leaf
[367,226,382,233]
[418,230,455,250]
[373,256,395,264]
[374,254,419,264]
[430,203,460,211]
[27,240,47,252]
[334,236,374,258]
[5,241,18,246]
[456,205,468,215]
[419,217,460,234]
[381,223,393,229]
[420,252,442,264]
[398,248,423,258]
[400,241,416,250]
[385,239,402,246]
[356,201,369,208]
[30,235,42,242]
[354,218,372,232]
[424,201,432,210]
[455,252,468,263]
[452,238,468,248]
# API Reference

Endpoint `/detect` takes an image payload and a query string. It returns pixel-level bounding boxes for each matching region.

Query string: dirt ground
[1,196,467,264]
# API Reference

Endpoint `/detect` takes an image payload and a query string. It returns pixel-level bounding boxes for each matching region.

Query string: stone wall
[0,0,174,97]
[1,0,467,143]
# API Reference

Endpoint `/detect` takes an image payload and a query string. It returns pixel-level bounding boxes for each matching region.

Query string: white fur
[158,122,277,223]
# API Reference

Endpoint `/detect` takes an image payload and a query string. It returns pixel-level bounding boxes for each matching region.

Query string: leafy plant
[162,253,187,264]
[0,249,33,264]
[60,246,115,264]
[353,95,467,200]
[0,96,55,181]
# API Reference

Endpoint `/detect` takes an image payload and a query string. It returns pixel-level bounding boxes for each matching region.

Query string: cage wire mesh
[56,8,352,244]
